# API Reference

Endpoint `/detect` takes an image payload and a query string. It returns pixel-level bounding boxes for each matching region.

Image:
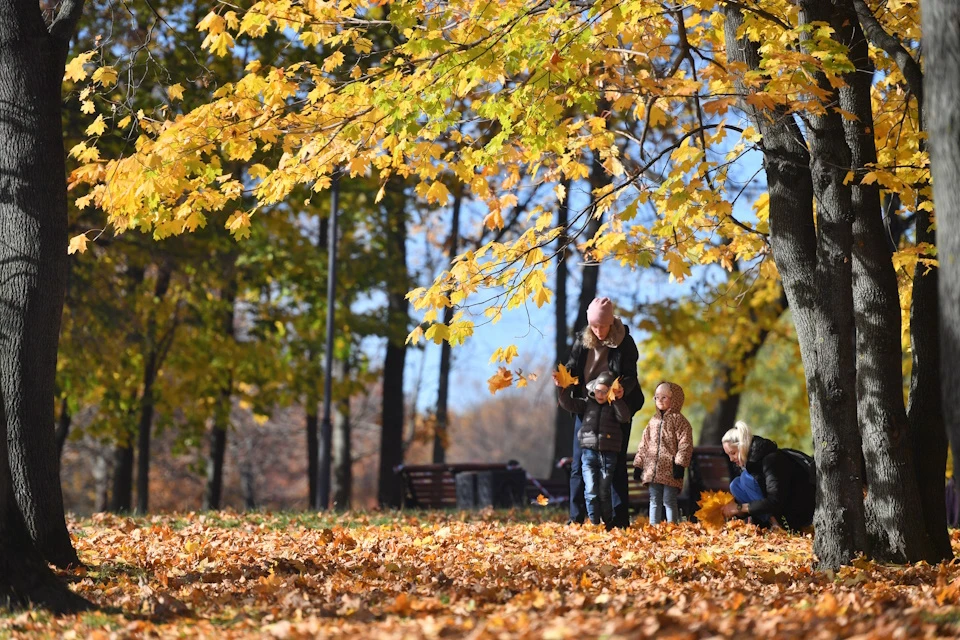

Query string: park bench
[395,463,566,509]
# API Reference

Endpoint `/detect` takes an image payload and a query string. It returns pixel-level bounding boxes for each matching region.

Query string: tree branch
[48,0,85,41]
[852,0,924,111]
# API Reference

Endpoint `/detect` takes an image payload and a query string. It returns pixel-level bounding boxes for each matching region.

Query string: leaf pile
[5,511,960,638]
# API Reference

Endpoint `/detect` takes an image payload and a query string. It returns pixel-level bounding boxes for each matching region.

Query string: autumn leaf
[487,367,512,394]
[694,490,735,532]
[86,115,107,137]
[536,494,549,506]
[552,363,579,389]
[606,377,622,403]
[67,233,89,255]
[167,84,185,101]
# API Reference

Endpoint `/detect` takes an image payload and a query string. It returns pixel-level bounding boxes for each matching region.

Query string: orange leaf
[552,363,579,389]
[606,377,622,403]
[487,367,513,394]
[694,490,734,532]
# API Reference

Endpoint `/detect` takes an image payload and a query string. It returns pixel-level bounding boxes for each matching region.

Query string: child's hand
[632,467,642,483]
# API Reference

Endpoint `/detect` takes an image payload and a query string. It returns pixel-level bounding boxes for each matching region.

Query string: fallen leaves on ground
[5,510,960,638]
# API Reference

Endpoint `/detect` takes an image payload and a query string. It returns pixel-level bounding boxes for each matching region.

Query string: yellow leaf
[693,490,735,532]
[606,377,622,403]
[167,84,185,101]
[86,115,107,136]
[483,209,504,230]
[425,181,451,205]
[117,115,132,129]
[64,51,95,83]
[68,234,89,255]
[552,364,579,389]
[487,367,513,395]
[81,100,96,114]
[92,66,118,87]
[536,494,549,506]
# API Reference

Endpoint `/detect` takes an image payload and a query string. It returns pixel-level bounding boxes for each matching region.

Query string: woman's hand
[613,385,624,399]
[720,501,741,518]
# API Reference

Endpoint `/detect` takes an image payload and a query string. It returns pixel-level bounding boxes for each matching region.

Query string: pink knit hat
[586,297,614,326]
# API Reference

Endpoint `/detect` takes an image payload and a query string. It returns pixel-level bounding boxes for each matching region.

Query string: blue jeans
[581,449,617,525]
[649,483,680,524]
[570,416,627,525]
[730,469,770,524]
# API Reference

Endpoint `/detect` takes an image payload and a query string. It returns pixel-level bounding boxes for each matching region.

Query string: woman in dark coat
[557,297,644,527]
[720,421,816,531]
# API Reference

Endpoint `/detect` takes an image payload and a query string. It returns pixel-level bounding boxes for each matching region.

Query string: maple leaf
[86,115,107,137]
[552,364,579,389]
[67,233,89,255]
[536,494,549,506]
[167,84,185,101]
[694,490,735,532]
[487,367,512,394]
[606,377,622,403]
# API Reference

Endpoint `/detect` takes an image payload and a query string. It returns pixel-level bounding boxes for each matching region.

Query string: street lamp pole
[317,172,339,511]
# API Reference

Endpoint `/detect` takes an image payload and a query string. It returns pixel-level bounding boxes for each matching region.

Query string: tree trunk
[55,396,70,460]
[111,443,133,512]
[378,179,409,508]
[921,0,960,515]
[204,276,238,511]
[434,187,462,464]
[332,358,352,510]
[240,460,256,510]
[135,261,173,514]
[838,1,934,562]
[306,407,318,508]
[572,158,608,336]
[725,3,868,568]
[552,178,572,480]
[0,0,89,596]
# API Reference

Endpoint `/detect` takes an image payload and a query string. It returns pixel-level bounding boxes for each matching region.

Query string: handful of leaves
[552,364,579,388]
[694,490,735,532]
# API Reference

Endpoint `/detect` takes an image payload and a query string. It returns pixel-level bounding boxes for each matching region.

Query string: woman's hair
[581,324,600,349]
[722,420,753,467]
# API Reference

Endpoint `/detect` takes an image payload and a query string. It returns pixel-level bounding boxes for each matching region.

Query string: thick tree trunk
[332,358,352,510]
[552,179,572,480]
[855,0,952,561]
[0,0,85,571]
[922,0,960,508]
[839,2,934,562]
[0,0,88,599]
[725,3,868,568]
[434,187,462,464]
[798,0,871,567]
[204,276,237,511]
[378,180,409,508]
[134,261,172,514]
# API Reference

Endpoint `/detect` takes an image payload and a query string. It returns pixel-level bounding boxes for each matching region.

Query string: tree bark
[855,0,952,561]
[838,0,934,562]
[378,179,409,508]
[332,358,352,510]
[434,186,462,464]
[797,0,871,567]
[110,443,133,512]
[921,0,960,516]
[204,275,238,511]
[0,0,86,571]
[552,179,572,480]
[306,408,318,508]
[725,3,868,568]
[0,0,90,601]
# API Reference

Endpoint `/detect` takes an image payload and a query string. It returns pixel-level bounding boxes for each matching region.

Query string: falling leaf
[487,367,512,394]
[67,233,89,255]
[536,494,549,506]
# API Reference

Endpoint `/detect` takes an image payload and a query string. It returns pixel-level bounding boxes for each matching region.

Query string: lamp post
[317,172,339,511]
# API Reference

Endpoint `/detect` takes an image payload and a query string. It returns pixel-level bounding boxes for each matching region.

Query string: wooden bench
[394,463,509,509]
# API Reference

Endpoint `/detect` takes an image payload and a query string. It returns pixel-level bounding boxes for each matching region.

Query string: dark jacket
[558,387,630,453]
[564,323,644,417]
[744,436,816,530]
